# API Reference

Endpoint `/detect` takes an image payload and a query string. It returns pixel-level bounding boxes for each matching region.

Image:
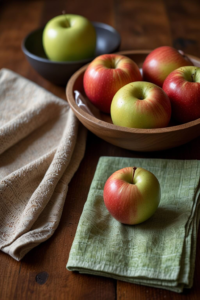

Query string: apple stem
[132,167,137,184]
[191,71,196,82]
[62,10,70,27]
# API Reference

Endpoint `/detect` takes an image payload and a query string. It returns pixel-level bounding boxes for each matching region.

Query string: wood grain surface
[0,0,200,299]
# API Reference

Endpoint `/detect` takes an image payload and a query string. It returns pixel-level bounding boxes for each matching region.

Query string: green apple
[43,14,96,62]
[111,81,171,129]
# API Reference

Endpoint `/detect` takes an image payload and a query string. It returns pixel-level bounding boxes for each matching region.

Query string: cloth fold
[67,157,200,293]
[0,68,87,261]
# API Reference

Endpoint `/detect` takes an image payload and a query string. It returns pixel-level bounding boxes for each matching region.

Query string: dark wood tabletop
[1,0,200,299]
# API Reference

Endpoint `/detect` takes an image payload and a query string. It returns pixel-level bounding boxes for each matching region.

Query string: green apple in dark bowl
[43,14,96,62]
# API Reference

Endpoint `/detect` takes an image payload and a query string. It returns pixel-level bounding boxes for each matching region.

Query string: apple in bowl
[103,167,160,225]
[143,46,193,87]
[43,14,96,62]
[111,81,171,129]
[163,66,200,123]
[83,54,142,113]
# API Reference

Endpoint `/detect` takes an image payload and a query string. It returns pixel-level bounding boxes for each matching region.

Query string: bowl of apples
[22,14,121,86]
[66,47,200,152]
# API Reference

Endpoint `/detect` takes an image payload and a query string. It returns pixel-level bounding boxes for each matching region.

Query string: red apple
[163,66,200,123]
[111,81,171,129]
[143,46,193,87]
[103,167,160,225]
[83,54,142,113]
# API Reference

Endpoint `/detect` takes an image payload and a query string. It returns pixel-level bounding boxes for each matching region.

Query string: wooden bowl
[66,50,200,152]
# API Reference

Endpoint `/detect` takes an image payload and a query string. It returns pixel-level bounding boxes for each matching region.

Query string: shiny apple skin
[143,46,193,87]
[43,14,96,62]
[111,81,171,129]
[163,66,200,123]
[103,167,161,225]
[83,54,142,114]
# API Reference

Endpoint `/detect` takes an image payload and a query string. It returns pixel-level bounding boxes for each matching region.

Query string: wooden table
[1,0,200,299]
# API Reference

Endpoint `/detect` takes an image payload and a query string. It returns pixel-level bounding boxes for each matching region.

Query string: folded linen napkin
[0,69,87,261]
[67,157,200,293]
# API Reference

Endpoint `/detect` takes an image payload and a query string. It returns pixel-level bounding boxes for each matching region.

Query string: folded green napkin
[67,157,200,293]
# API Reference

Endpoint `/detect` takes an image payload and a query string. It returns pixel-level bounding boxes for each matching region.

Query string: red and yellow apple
[83,54,142,113]
[163,66,200,123]
[103,167,160,225]
[143,46,193,87]
[111,81,171,129]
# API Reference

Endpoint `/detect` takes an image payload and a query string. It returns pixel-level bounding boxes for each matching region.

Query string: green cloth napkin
[67,157,200,293]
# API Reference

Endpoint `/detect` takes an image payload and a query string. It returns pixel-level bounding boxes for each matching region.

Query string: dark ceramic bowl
[22,22,121,86]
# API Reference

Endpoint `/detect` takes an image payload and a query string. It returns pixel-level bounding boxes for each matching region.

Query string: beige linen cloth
[0,69,87,261]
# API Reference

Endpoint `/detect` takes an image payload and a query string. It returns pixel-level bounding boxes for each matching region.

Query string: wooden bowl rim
[66,50,200,135]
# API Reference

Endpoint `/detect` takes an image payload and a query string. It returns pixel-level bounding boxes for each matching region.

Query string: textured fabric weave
[67,157,200,293]
[0,69,87,261]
